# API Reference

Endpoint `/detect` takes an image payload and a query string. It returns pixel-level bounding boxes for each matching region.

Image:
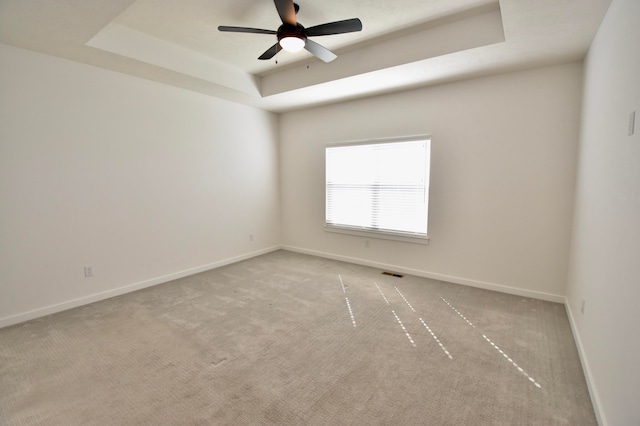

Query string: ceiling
[0,0,611,113]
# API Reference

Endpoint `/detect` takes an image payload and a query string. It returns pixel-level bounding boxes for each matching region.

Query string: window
[325,136,431,243]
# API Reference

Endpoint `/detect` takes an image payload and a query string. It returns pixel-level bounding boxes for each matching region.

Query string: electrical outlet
[84,265,94,278]
[580,300,586,315]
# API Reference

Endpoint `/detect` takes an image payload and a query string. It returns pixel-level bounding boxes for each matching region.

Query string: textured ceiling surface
[0,0,612,112]
[114,0,490,73]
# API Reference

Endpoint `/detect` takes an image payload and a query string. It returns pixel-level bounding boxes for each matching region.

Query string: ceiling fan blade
[306,18,363,36]
[218,26,276,35]
[258,43,282,60]
[274,0,296,26]
[304,39,337,63]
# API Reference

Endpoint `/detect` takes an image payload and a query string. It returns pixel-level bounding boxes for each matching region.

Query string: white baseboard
[0,245,281,329]
[564,298,606,426]
[282,245,565,303]
[1,244,565,328]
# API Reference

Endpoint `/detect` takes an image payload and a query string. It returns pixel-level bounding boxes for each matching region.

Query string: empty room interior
[0,0,638,425]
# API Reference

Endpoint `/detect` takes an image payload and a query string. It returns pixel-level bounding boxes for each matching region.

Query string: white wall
[280,64,583,301]
[566,0,640,424]
[0,44,281,327]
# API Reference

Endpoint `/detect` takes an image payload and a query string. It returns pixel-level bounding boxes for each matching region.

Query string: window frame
[324,135,431,245]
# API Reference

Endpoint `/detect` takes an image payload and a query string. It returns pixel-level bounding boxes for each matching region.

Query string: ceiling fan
[218,0,362,63]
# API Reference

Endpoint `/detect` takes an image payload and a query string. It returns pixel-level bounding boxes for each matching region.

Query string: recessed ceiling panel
[0,0,612,112]
[110,0,499,73]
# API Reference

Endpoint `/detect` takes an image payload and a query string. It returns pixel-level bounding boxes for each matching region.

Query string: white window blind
[325,137,430,239]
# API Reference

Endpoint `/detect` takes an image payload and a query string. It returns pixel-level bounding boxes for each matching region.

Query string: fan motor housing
[277,23,307,44]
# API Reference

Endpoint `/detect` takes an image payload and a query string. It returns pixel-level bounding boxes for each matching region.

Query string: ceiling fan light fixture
[279,36,305,52]
[219,1,362,62]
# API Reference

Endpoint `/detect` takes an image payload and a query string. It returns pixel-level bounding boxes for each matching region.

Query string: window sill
[324,225,430,245]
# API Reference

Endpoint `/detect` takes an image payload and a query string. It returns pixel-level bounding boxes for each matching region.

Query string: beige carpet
[0,250,596,425]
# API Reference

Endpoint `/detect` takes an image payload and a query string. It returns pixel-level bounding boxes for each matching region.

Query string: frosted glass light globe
[279,36,305,52]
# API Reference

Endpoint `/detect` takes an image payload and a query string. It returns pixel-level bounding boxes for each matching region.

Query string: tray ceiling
[0,0,611,112]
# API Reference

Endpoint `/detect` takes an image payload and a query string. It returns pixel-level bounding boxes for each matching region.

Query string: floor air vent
[381,271,403,278]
